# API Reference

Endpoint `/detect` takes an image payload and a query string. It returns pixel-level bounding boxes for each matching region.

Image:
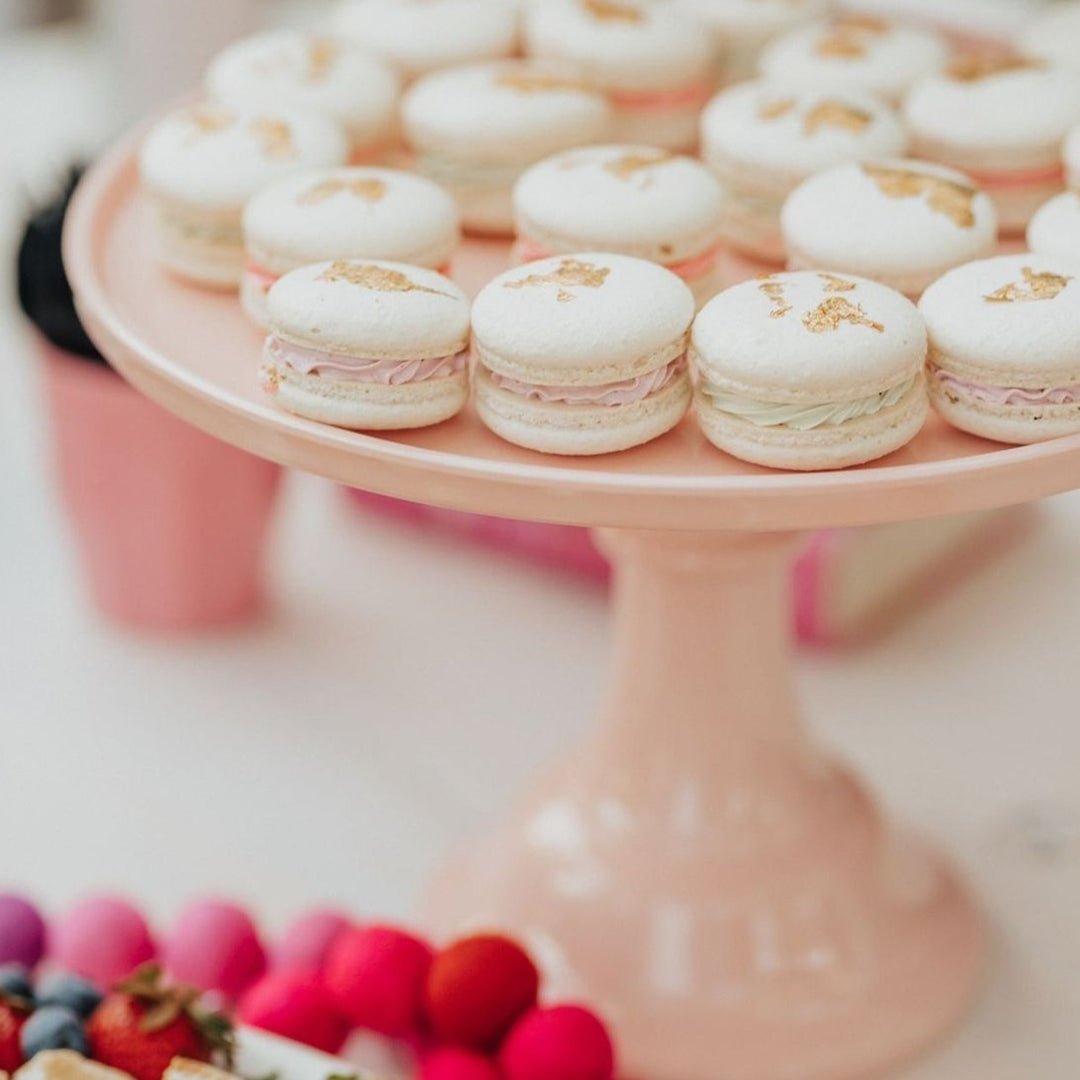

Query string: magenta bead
[51,896,156,987]
[272,910,351,973]
[0,895,47,969]
[163,899,266,999]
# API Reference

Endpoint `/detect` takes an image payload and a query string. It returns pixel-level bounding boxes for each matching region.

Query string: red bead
[499,1006,615,1080]
[424,935,539,1050]
[323,925,433,1038]
[238,970,350,1054]
[421,1048,502,1080]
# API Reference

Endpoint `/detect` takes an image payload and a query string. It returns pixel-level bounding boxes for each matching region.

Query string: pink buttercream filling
[962,162,1065,190]
[514,240,718,282]
[609,81,715,112]
[490,357,684,406]
[933,366,1080,406]
[266,336,467,384]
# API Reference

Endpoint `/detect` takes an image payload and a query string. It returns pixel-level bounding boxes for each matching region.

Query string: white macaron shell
[139,105,348,210]
[758,19,949,101]
[919,253,1080,384]
[402,62,611,163]
[267,260,470,361]
[1021,4,1080,70]
[244,168,460,272]
[472,253,695,383]
[781,160,998,287]
[205,31,400,145]
[693,271,926,400]
[523,0,715,91]
[329,0,518,78]
[701,82,908,187]
[513,146,723,257]
[676,0,829,38]
[1027,192,1080,262]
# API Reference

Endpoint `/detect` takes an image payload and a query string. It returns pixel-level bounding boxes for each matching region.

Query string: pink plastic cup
[42,343,282,631]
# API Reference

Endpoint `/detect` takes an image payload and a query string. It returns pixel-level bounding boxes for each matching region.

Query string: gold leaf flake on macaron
[187,106,235,139]
[862,165,977,228]
[604,150,673,182]
[581,0,644,21]
[495,71,593,95]
[984,267,1074,304]
[947,52,1042,82]
[758,277,793,319]
[308,39,340,82]
[298,178,388,205]
[758,98,796,121]
[318,261,455,297]
[252,119,296,158]
[814,14,888,58]
[504,258,611,301]
[803,297,884,334]
[802,101,872,136]
[818,273,857,293]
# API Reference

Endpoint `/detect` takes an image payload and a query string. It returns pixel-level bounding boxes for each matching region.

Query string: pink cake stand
[65,134,1080,1080]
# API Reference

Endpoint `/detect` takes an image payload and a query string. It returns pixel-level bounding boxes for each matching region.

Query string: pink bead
[499,1006,615,1080]
[421,1048,502,1080]
[51,896,156,987]
[0,894,47,969]
[163,899,266,999]
[239,970,350,1054]
[272,910,351,973]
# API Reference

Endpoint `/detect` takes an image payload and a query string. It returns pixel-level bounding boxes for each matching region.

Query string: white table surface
[1,17,1078,1080]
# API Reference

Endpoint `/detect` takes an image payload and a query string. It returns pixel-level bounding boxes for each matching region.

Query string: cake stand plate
[65,132,1080,1080]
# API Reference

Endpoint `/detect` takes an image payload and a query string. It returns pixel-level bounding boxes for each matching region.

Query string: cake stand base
[427,527,985,1080]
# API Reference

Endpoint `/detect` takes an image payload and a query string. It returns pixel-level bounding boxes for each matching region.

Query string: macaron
[242,166,460,326]
[1027,191,1080,262]
[782,160,998,298]
[920,253,1080,444]
[261,259,471,429]
[758,14,949,103]
[692,271,929,470]
[903,54,1080,234]
[329,0,519,81]
[1067,121,1080,189]
[673,0,831,81]
[472,253,695,455]
[522,0,716,152]
[401,61,610,235]
[1021,4,1080,72]
[205,31,400,161]
[700,82,909,263]
[139,103,348,289]
[512,145,725,307]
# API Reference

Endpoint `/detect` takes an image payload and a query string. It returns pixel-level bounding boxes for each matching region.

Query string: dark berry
[0,965,34,1004]
[35,974,103,1020]
[20,1005,89,1058]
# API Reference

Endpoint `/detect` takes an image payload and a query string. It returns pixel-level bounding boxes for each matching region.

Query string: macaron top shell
[919,254,1080,385]
[903,56,1080,164]
[1021,4,1080,70]
[402,62,611,163]
[781,160,998,282]
[693,271,926,400]
[701,82,908,187]
[472,253,695,384]
[514,146,724,261]
[205,31,400,143]
[1027,192,1080,262]
[330,0,518,79]
[245,167,460,273]
[758,16,949,100]
[267,259,470,361]
[675,0,829,37]
[523,0,715,91]
[139,104,348,210]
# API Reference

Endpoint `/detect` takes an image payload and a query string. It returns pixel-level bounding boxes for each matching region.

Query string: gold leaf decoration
[581,0,644,21]
[188,107,235,137]
[318,261,454,297]
[947,52,1041,82]
[308,38,339,82]
[505,258,611,301]
[252,119,296,159]
[803,297,884,333]
[862,165,978,228]
[603,150,673,181]
[758,277,792,319]
[818,273,857,293]
[495,70,593,94]
[298,178,388,205]
[984,266,1073,303]
[758,98,796,121]
[803,101,873,136]
[815,14,888,58]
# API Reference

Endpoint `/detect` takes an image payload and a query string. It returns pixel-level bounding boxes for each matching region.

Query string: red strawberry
[86,965,233,1080]
[0,1000,27,1073]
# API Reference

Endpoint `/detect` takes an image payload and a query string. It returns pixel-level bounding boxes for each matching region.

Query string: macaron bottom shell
[695,377,929,471]
[475,366,692,456]
[146,195,245,290]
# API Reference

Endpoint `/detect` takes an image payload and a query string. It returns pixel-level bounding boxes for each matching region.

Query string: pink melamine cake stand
[65,134,1080,1080]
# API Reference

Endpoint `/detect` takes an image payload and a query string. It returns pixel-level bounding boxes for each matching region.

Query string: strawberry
[0,999,28,1072]
[86,965,233,1080]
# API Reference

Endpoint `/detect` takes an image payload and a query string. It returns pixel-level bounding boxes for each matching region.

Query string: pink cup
[42,344,282,631]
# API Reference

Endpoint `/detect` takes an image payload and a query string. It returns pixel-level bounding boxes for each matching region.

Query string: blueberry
[35,974,102,1019]
[19,1005,89,1059]
[0,964,34,1003]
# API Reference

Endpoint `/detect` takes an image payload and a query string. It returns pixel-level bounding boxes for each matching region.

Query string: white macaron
[329,0,519,80]
[692,271,929,470]
[758,14,949,103]
[242,167,461,327]
[1027,191,1080,262]
[522,0,716,151]
[903,55,1080,234]
[512,145,725,307]
[472,253,695,455]
[204,31,400,160]
[920,253,1080,444]
[700,82,909,262]
[138,104,349,289]
[401,61,611,235]
[782,160,998,298]
[1021,4,1080,72]
[262,259,471,430]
